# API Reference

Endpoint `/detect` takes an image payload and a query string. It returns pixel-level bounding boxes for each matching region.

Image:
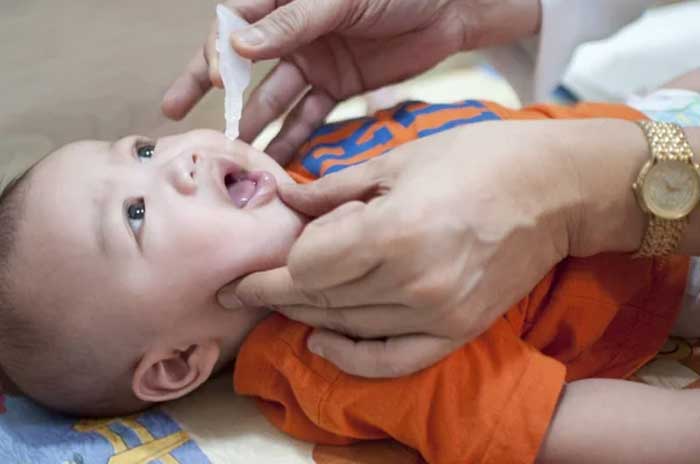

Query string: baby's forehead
[19,139,112,264]
[26,139,111,183]
[49,139,113,163]
[30,140,121,194]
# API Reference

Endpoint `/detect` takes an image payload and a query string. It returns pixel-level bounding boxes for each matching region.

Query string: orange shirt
[234,101,690,464]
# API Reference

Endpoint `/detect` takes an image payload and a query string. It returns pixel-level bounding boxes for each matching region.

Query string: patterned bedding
[1,337,698,464]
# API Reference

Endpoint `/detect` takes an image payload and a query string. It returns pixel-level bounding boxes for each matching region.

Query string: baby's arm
[661,68,700,92]
[538,378,700,464]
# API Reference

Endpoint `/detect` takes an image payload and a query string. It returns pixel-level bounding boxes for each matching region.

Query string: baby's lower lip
[225,170,277,209]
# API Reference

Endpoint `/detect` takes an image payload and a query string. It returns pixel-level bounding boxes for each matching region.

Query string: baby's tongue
[228,178,257,208]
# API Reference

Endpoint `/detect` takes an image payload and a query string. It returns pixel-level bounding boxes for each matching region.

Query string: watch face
[642,161,700,219]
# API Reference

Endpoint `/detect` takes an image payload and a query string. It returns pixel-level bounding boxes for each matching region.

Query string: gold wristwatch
[633,121,700,257]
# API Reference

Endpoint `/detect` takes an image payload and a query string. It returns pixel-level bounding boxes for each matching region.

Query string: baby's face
[16,129,304,367]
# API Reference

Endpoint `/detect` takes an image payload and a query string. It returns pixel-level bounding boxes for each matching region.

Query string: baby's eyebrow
[111,137,132,161]
[92,139,131,258]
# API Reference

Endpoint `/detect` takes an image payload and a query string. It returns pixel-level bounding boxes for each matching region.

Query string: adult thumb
[230,0,349,60]
[307,329,458,378]
[279,157,392,217]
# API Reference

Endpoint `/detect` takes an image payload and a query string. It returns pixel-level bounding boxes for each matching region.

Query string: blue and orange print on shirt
[285,99,648,184]
[286,100,501,182]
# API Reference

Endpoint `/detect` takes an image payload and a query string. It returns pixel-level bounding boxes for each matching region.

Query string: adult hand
[162,0,541,163]
[218,120,594,377]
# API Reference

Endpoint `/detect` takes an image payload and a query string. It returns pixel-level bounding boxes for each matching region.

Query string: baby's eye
[136,143,155,161]
[126,199,146,236]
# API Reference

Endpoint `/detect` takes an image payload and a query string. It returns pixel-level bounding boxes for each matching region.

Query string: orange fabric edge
[482,351,566,464]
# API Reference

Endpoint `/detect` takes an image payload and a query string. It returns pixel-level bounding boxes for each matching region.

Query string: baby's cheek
[180,225,254,286]
[161,202,301,291]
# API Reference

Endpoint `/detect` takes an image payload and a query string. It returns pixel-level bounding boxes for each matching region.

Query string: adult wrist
[566,122,700,257]
[559,119,649,257]
[462,0,542,49]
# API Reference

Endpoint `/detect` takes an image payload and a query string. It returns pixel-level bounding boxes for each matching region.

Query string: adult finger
[205,19,223,89]
[161,50,214,121]
[265,87,336,165]
[218,201,386,308]
[230,0,351,60]
[218,266,295,309]
[277,304,419,339]
[278,156,392,217]
[219,203,383,307]
[222,0,289,24]
[217,262,378,310]
[238,60,307,143]
[286,201,388,289]
[307,330,458,378]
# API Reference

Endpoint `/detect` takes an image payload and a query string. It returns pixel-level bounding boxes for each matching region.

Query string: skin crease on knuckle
[343,0,374,29]
[363,164,395,200]
[297,286,332,310]
[258,79,293,118]
[320,307,356,336]
[272,1,312,36]
[372,344,416,378]
[456,0,489,49]
[324,341,372,377]
[290,94,330,137]
[247,280,270,308]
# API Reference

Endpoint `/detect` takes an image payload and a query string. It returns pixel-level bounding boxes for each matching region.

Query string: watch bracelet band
[634,216,687,258]
[634,120,694,257]
[638,120,694,162]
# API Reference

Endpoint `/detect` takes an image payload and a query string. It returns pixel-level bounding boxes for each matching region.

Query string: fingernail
[234,27,265,46]
[218,292,243,310]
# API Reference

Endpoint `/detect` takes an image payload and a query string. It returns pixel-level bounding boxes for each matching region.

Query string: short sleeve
[235,315,566,464]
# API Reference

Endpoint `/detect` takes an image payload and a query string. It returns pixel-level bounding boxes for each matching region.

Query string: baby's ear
[132,341,220,403]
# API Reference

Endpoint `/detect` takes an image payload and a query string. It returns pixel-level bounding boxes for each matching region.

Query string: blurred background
[1,1,698,158]
[0,0,517,160]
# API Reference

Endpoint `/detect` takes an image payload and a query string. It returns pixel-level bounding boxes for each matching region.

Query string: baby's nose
[167,152,199,195]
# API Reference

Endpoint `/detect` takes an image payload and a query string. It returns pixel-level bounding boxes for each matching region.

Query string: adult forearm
[538,379,700,464]
[562,120,700,256]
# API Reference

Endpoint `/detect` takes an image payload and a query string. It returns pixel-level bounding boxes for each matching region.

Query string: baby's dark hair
[0,165,149,417]
[0,170,33,399]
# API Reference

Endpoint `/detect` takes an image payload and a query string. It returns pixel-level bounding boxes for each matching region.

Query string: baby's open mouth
[224,169,277,209]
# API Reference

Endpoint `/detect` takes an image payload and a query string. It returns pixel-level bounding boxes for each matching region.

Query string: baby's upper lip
[214,157,245,205]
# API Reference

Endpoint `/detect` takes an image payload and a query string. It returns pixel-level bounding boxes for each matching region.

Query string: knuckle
[306,182,338,212]
[242,283,266,307]
[352,247,382,278]
[405,274,448,307]
[258,89,289,115]
[365,157,394,191]
[298,287,330,310]
[269,2,309,35]
[324,310,351,334]
[265,136,296,161]
[372,354,410,378]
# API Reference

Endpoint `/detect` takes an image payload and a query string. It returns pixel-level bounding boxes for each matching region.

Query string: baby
[0,130,305,415]
[1,77,700,463]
